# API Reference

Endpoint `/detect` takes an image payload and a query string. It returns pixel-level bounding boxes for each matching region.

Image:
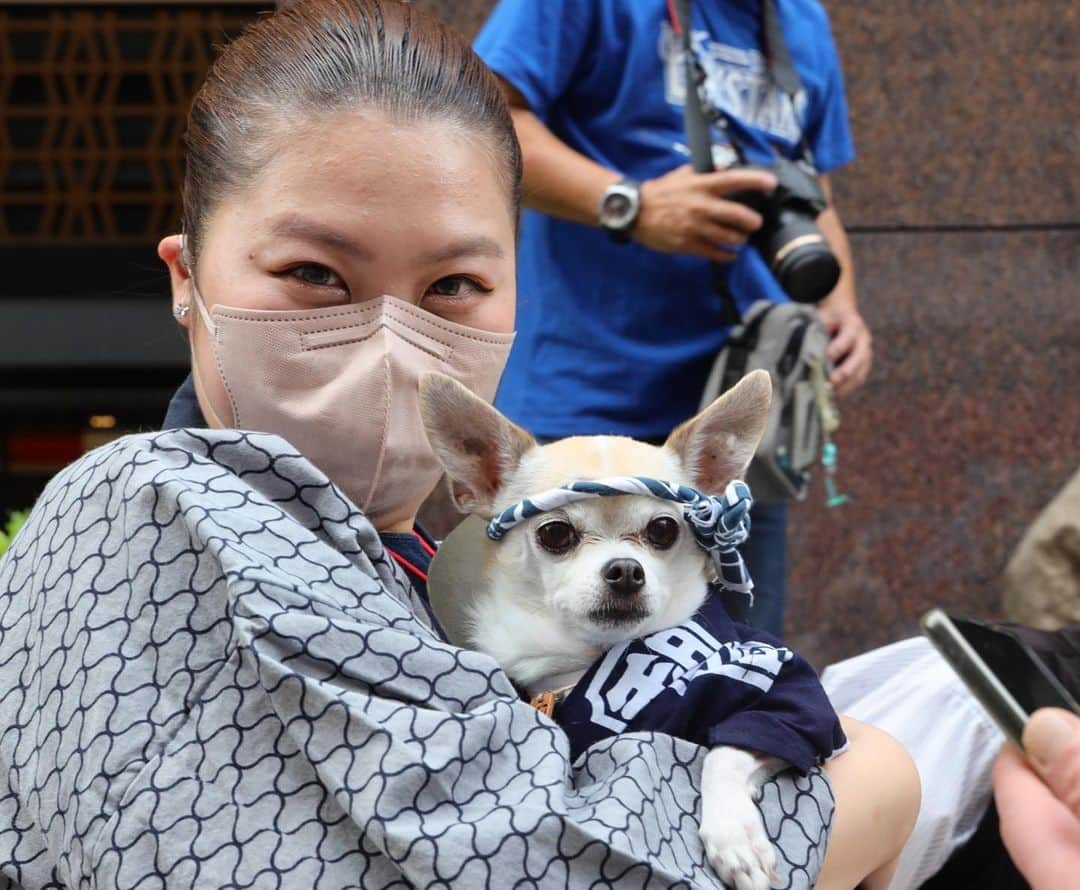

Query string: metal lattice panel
[0,4,265,245]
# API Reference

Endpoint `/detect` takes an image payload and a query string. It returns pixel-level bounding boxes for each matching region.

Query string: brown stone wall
[419,1,1080,665]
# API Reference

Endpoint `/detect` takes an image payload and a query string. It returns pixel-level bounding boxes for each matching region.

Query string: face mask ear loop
[187,280,219,340]
[178,233,218,340]
[177,235,227,427]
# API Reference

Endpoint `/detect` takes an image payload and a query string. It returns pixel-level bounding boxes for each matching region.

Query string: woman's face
[161,109,516,392]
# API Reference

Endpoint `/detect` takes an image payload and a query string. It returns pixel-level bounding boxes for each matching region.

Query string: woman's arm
[0,430,838,888]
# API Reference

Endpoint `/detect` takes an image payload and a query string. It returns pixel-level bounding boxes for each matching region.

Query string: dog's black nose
[603,558,645,596]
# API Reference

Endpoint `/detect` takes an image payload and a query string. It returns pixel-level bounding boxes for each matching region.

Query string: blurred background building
[0,1,269,513]
[1,1,1077,664]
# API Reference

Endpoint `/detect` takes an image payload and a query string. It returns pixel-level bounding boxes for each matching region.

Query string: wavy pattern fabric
[0,430,833,889]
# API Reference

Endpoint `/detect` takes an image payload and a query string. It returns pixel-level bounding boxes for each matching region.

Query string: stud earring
[173,303,191,319]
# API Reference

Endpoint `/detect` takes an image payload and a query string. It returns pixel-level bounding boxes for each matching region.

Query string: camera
[727,157,840,304]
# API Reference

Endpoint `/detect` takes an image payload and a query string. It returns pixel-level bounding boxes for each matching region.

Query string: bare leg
[817,716,921,890]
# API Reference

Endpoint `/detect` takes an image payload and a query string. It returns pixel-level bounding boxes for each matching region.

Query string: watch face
[604,193,633,221]
[601,184,639,230]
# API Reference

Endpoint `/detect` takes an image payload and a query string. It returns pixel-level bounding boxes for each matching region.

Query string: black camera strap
[670,0,710,170]
[668,0,741,324]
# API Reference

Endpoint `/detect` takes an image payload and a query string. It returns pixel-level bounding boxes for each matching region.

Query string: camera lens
[775,240,840,303]
[759,215,840,303]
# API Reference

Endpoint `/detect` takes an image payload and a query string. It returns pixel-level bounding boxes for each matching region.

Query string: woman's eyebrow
[419,236,505,265]
[270,216,372,258]
[267,221,503,266]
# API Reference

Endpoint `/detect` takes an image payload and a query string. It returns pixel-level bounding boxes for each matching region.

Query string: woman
[0,3,913,888]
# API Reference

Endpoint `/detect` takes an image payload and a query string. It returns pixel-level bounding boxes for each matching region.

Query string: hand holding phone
[920,608,1080,750]
[993,708,1080,890]
[924,610,1080,888]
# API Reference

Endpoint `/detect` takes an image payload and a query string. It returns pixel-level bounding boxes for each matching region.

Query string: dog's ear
[664,369,772,493]
[419,371,536,515]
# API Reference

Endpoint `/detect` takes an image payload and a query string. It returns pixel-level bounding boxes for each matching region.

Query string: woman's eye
[427,276,490,298]
[290,264,345,289]
[645,517,680,550]
[536,521,578,555]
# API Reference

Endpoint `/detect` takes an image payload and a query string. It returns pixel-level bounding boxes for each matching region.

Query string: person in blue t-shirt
[474,0,873,638]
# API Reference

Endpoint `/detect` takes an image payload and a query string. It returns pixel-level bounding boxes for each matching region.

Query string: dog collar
[486,477,755,595]
[529,683,577,718]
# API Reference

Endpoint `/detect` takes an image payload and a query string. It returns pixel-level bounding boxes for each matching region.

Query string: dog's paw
[700,803,778,890]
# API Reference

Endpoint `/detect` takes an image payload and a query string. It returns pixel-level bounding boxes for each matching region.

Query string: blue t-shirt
[554,594,847,771]
[474,0,855,439]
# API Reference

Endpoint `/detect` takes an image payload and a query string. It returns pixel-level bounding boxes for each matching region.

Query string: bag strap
[719,301,780,393]
[721,301,829,396]
[760,0,800,99]
[760,0,816,163]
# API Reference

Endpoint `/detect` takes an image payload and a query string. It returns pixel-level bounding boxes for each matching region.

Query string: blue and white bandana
[486,477,755,596]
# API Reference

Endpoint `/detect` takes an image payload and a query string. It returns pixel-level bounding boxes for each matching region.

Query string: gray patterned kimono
[0,430,833,889]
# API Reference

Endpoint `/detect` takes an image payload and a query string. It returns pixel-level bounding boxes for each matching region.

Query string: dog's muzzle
[588,600,650,627]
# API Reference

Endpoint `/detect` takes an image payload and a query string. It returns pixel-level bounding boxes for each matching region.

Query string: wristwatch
[597,178,641,243]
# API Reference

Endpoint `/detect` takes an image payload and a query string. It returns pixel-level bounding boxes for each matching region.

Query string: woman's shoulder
[45,427,297,492]
[18,428,323,543]
[2,427,373,592]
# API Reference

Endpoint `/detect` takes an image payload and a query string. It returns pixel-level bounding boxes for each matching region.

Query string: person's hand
[817,302,872,397]
[633,164,777,262]
[992,708,1080,890]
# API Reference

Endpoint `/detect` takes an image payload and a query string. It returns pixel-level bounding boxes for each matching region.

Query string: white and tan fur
[420,369,784,890]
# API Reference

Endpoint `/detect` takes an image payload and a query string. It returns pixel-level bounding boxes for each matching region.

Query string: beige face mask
[188,284,514,530]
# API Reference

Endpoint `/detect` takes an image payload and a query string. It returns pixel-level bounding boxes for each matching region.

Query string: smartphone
[921,608,1080,749]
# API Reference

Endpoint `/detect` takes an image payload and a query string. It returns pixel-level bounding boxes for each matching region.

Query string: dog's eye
[536,520,578,554]
[645,517,680,550]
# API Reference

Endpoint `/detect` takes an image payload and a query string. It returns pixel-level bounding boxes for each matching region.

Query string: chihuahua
[420,369,842,890]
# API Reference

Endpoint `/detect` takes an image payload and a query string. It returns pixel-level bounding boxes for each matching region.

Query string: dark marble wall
[786,230,1080,664]
[418,1,1080,666]
[825,3,1078,228]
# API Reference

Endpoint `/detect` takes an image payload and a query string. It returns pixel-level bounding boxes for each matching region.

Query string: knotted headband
[486,477,755,596]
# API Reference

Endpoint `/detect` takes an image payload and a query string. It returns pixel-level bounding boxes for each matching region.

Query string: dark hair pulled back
[181,0,521,263]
